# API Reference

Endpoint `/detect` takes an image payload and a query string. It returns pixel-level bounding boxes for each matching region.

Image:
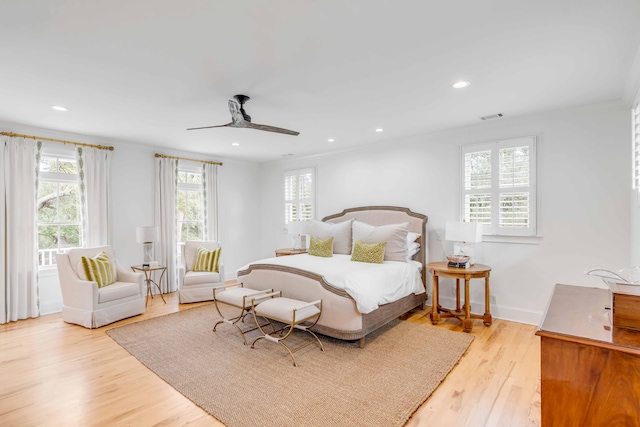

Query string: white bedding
[238,254,425,314]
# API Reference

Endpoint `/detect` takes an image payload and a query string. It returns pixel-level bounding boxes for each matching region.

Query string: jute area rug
[107,304,474,427]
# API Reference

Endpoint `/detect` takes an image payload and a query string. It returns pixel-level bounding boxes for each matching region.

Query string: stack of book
[448,261,470,268]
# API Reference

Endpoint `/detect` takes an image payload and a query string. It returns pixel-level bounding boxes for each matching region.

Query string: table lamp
[288,220,309,250]
[136,226,159,267]
[445,221,483,265]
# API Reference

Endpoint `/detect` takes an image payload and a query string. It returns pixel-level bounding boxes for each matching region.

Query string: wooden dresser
[536,284,640,427]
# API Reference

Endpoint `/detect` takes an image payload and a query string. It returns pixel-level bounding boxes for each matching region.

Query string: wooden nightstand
[275,248,308,257]
[427,261,492,332]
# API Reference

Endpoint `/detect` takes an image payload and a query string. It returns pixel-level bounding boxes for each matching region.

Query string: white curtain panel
[155,157,178,293]
[77,146,111,246]
[202,163,219,241]
[0,135,40,323]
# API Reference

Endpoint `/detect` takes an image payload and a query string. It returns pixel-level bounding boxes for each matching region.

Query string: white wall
[0,120,262,314]
[2,99,632,321]
[108,141,262,279]
[257,101,632,325]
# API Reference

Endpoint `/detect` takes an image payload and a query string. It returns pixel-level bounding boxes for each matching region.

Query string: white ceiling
[1,0,640,163]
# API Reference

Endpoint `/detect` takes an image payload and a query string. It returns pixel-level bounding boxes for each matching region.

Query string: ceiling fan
[187,95,299,136]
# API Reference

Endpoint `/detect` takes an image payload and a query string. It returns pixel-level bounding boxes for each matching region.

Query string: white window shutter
[461,137,536,237]
[284,168,314,225]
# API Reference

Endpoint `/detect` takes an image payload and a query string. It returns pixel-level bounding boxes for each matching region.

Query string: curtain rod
[155,153,223,166]
[1,132,115,151]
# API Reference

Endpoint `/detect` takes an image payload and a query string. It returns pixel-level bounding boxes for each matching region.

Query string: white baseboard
[438,295,542,326]
[39,299,62,316]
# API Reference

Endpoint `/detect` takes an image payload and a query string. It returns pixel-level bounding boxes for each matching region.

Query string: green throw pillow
[81,251,116,288]
[308,235,333,257]
[351,240,386,264]
[193,246,221,272]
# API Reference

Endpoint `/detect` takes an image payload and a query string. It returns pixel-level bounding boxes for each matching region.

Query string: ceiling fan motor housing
[234,95,252,122]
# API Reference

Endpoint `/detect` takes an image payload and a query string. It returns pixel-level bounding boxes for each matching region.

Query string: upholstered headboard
[322,206,428,283]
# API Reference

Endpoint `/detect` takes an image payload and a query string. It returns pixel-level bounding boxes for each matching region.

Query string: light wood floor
[0,292,541,427]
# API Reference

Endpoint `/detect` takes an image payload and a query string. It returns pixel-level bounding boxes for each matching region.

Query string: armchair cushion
[193,246,222,272]
[98,281,142,303]
[184,270,222,286]
[79,251,116,288]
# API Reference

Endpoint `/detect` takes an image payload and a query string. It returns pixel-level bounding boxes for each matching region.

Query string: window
[177,166,205,261]
[37,155,82,267]
[461,136,537,236]
[284,168,314,225]
[177,167,205,241]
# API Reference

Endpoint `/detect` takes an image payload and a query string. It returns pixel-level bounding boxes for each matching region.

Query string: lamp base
[292,234,306,250]
[142,242,155,264]
[453,242,475,265]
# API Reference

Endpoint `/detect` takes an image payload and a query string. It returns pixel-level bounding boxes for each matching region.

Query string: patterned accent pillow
[352,220,409,262]
[308,235,333,257]
[80,251,116,288]
[193,246,222,272]
[351,240,386,264]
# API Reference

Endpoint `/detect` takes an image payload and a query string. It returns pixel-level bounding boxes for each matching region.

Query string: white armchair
[180,240,225,303]
[56,245,146,328]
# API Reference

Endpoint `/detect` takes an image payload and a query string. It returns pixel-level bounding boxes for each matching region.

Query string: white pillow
[406,232,420,246]
[407,242,420,259]
[309,219,353,255]
[352,220,409,262]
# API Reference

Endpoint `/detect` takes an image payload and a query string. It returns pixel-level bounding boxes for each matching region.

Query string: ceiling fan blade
[186,123,232,131]
[187,95,298,135]
[246,122,300,136]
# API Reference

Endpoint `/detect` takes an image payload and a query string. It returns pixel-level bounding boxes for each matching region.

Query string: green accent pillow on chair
[351,240,387,264]
[193,246,222,272]
[308,235,333,257]
[80,251,116,288]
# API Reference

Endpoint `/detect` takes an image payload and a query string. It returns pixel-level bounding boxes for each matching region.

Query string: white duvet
[238,254,425,314]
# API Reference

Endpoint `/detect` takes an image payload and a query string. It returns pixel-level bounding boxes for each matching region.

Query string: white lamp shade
[136,226,159,243]
[287,220,309,235]
[445,221,483,243]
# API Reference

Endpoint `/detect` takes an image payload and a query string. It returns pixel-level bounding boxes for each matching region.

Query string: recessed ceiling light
[328,138,335,142]
[231,142,240,146]
[51,105,69,111]
[452,81,470,89]
[375,128,383,132]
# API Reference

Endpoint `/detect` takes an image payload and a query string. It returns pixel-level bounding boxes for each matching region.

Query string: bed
[237,206,428,347]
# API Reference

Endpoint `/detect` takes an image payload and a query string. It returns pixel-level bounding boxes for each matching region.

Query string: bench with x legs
[250,291,323,367]
[212,283,275,345]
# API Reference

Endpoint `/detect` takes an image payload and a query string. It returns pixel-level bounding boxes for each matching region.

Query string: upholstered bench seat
[253,297,321,324]
[251,294,324,366]
[215,286,267,308]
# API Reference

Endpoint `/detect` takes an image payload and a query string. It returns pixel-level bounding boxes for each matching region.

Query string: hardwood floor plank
[0,293,540,426]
